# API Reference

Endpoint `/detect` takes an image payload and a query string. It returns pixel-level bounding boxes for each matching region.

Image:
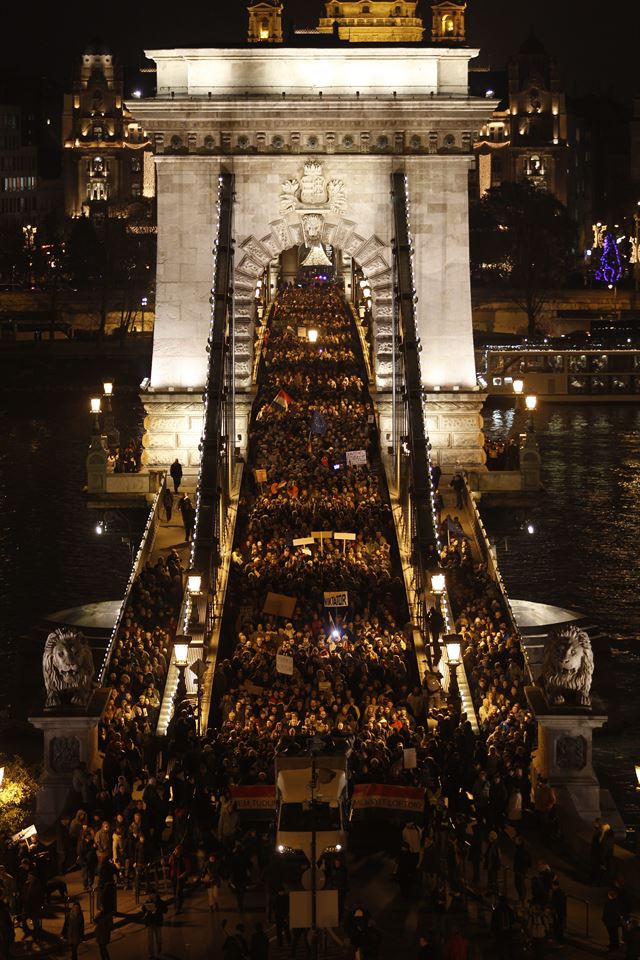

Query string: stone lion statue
[43,628,95,710]
[541,625,594,707]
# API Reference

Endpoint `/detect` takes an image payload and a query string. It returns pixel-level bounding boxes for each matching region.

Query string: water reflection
[0,388,145,714]
[482,401,640,833]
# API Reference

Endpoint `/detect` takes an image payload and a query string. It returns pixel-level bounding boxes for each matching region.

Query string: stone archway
[231,211,395,392]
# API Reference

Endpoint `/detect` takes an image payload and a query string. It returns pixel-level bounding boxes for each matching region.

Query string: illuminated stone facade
[317,0,423,43]
[62,47,154,220]
[247,0,283,42]
[132,42,490,471]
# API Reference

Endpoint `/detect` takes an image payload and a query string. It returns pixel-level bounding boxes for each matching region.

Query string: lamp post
[186,570,203,631]
[89,397,105,451]
[525,394,537,432]
[102,379,120,448]
[173,637,190,708]
[445,636,462,713]
[430,571,446,596]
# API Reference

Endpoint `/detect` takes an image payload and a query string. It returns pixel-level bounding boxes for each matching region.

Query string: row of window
[0,195,37,213]
[1,176,36,192]
[86,181,142,200]
[0,155,36,173]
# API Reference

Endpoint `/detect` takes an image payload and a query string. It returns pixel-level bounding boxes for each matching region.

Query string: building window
[92,124,103,140]
[442,14,454,33]
[88,180,108,201]
[131,183,142,197]
[259,18,270,38]
[527,154,545,177]
[131,157,141,173]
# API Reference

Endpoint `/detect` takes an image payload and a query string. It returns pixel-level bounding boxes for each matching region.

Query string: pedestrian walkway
[10,832,611,959]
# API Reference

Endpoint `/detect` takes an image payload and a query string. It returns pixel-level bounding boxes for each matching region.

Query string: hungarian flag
[310,409,327,436]
[273,389,293,411]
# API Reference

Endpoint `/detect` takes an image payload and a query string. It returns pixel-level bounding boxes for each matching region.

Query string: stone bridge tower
[132,3,492,476]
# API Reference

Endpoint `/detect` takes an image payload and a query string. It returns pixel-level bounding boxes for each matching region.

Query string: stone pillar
[142,389,204,479]
[29,690,110,828]
[526,686,607,826]
[86,442,108,493]
[150,157,220,390]
[520,431,542,490]
[406,156,477,391]
[423,390,486,473]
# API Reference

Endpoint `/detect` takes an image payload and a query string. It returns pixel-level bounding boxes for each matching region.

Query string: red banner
[352,783,425,814]
[230,785,275,812]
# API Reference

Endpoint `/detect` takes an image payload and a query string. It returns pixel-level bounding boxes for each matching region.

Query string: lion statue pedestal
[524,625,606,825]
[28,628,110,828]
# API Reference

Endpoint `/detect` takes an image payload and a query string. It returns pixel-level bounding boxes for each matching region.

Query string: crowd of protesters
[2,283,636,959]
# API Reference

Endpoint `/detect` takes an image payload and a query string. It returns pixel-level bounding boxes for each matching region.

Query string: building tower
[317,0,424,43]
[62,46,154,220]
[247,0,283,42]
[431,0,466,43]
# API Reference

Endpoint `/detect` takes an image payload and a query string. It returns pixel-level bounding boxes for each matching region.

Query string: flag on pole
[273,389,293,411]
[310,409,327,436]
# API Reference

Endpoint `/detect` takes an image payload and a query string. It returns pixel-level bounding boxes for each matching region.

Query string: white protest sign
[346,450,367,467]
[276,654,294,675]
[403,748,417,770]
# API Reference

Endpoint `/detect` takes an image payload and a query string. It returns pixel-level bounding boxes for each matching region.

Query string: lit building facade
[62,47,154,221]
[316,0,424,42]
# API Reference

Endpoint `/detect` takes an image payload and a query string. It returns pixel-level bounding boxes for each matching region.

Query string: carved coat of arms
[280,160,346,213]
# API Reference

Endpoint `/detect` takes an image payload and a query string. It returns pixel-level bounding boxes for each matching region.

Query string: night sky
[1,1,638,98]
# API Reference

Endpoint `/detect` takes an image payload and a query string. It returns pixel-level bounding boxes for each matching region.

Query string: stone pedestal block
[142,389,205,474]
[423,391,487,473]
[526,686,608,826]
[29,689,110,828]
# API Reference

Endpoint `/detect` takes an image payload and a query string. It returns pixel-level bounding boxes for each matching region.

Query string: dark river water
[0,363,148,724]
[1,378,638,834]
[482,401,640,837]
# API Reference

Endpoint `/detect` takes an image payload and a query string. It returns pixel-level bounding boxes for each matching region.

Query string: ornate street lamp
[173,637,190,706]
[431,571,446,595]
[445,635,462,711]
[308,328,319,344]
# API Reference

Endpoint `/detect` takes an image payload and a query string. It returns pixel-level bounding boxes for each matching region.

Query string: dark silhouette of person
[170,458,183,493]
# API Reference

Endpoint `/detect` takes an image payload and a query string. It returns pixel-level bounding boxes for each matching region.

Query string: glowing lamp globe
[446,640,461,663]
[174,640,190,666]
[431,572,446,594]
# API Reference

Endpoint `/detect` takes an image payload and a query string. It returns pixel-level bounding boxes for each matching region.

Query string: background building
[61,46,154,225]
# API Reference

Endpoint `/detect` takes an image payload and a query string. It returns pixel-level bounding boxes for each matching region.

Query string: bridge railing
[462,475,535,684]
[98,473,167,684]
[156,172,236,735]
[390,172,478,728]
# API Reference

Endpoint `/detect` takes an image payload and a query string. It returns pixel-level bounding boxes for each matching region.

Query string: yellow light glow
[512,379,524,395]
[187,572,202,594]
[431,573,446,593]
[525,395,537,411]
[174,640,190,665]
[103,380,113,396]
[308,328,319,343]
[90,398,101,414]
[446,640,461,662]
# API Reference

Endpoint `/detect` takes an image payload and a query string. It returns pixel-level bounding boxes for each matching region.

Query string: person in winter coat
[94,908,113,960]
[484,831,501,897]
[65,900,85,960]
[528,901,552,960]
[250,920,270,960]
[141,890,166,958]
[602,889,622,952]
[169,458,183,493]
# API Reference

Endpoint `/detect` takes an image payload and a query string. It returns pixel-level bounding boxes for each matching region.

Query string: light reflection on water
[482,402,640,832]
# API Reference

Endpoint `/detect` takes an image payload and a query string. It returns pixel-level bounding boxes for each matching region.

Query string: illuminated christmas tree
[595,231,623,285]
